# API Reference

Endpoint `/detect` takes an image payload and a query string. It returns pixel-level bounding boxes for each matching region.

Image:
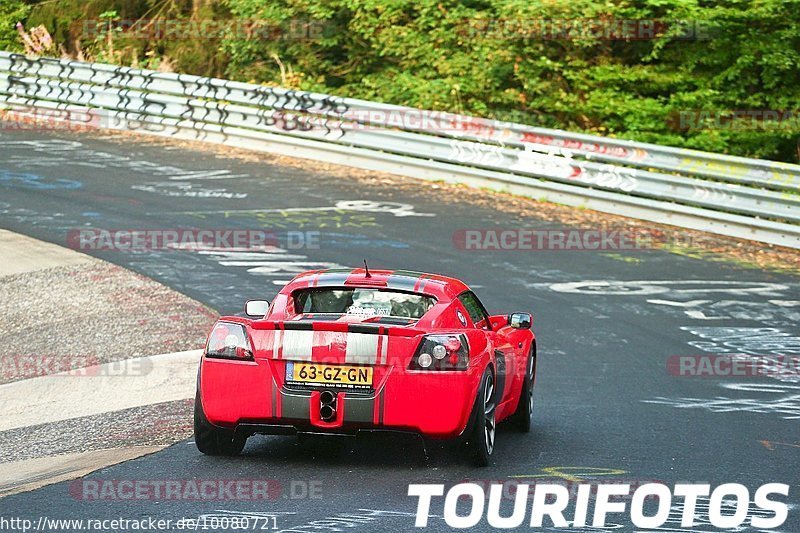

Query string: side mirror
[508,312,532,330]
[245,299,270,317]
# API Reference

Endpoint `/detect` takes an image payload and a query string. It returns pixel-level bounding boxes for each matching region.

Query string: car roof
[282,268,471,300]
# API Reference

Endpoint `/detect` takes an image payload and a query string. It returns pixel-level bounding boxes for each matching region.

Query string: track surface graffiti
[548,280,790,296]
[131,182,248,199]
[0,139,250,180]
[547,280,799,324]
[0,170,82,190]
[169,201,435,230]
[644,383,800,420]
[680,327,800,384]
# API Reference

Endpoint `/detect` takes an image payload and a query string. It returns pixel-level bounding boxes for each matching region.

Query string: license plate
[285,362,373,390]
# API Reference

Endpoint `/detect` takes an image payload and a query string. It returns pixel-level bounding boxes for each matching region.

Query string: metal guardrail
[1,52,799,248]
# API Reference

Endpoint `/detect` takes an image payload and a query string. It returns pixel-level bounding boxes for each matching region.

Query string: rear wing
[249,319,426,338]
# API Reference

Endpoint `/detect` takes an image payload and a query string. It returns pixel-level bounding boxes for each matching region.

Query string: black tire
[468,368,496,467]
[510,347,536,432]
[193,391,247,456]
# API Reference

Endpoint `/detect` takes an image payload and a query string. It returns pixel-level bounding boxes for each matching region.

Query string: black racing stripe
[386,272,421,291]
[378,390,385,425]
[283,322,314,330]
[417,278,430,293]
[370,317,416,326]
[343,395,374,424]
[300,314,341,321]
[391,269,426,277]
[314,272,352,286]
[270,378,277,418]
[280,390,312,419]
[348,324,381,334]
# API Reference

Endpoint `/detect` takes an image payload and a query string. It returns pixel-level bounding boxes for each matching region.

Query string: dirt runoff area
[0,229,217,496]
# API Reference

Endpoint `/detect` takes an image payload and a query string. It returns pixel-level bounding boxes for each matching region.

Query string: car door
[457,291,514,405]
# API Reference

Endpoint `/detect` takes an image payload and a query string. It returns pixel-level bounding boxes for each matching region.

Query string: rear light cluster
[206,322,254,360]
[409,334,469,371]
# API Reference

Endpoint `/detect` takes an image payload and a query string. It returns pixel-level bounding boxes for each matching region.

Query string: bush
[0,0,31,52]
[11,0,800,162]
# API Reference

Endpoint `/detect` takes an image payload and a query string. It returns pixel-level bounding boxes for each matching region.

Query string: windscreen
[293,288,435,319]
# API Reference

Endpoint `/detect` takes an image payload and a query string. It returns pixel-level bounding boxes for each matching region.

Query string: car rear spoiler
[237,318,427,338]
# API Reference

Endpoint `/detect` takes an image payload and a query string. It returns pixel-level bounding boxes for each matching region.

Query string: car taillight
[206,322,253,360]
[409,334,469,371]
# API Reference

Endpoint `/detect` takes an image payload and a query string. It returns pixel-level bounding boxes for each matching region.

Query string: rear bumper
[199,356,483,439]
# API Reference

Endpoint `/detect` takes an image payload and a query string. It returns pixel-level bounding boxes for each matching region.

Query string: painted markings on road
[156,200,434,230]
[0,170,82,190]
[196,248,342,286]
[682,327,800,357]
[679,326,800,384]
[760,440,800,451]
[548,280,789,296]
[167,200,436,218]
[644,383,800,420]
[649,299,800,321]
[275,508,415,533]
[508,466,627,482]
[132,182,248,199]
[0,139,249,180]
[546,280,800,417]
[164,201,433,285]
[0,349,202,432]
[547,279,800,322]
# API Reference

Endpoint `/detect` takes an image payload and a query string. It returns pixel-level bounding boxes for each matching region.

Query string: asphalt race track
[0,128,798,532]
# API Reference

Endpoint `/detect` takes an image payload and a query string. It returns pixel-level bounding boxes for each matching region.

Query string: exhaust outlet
[320,404,336,421]
[320,390,337,421]
[320,391,336,405]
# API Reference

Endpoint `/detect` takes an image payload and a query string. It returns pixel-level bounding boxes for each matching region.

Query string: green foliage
[13,0,800,162]
[219,0,800,162]
[0,0,30,52]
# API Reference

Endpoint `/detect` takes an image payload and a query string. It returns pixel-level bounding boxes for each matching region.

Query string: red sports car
[194,267,536,465]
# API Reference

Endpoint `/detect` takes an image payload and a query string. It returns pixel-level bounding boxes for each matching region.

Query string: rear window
[293,288,435,319]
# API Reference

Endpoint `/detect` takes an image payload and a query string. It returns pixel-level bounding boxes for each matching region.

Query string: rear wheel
[468,368,496,467]
[510,347,536,432]
[193,391,247,456]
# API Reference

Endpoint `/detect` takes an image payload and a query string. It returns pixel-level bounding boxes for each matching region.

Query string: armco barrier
[1,52,798,248]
